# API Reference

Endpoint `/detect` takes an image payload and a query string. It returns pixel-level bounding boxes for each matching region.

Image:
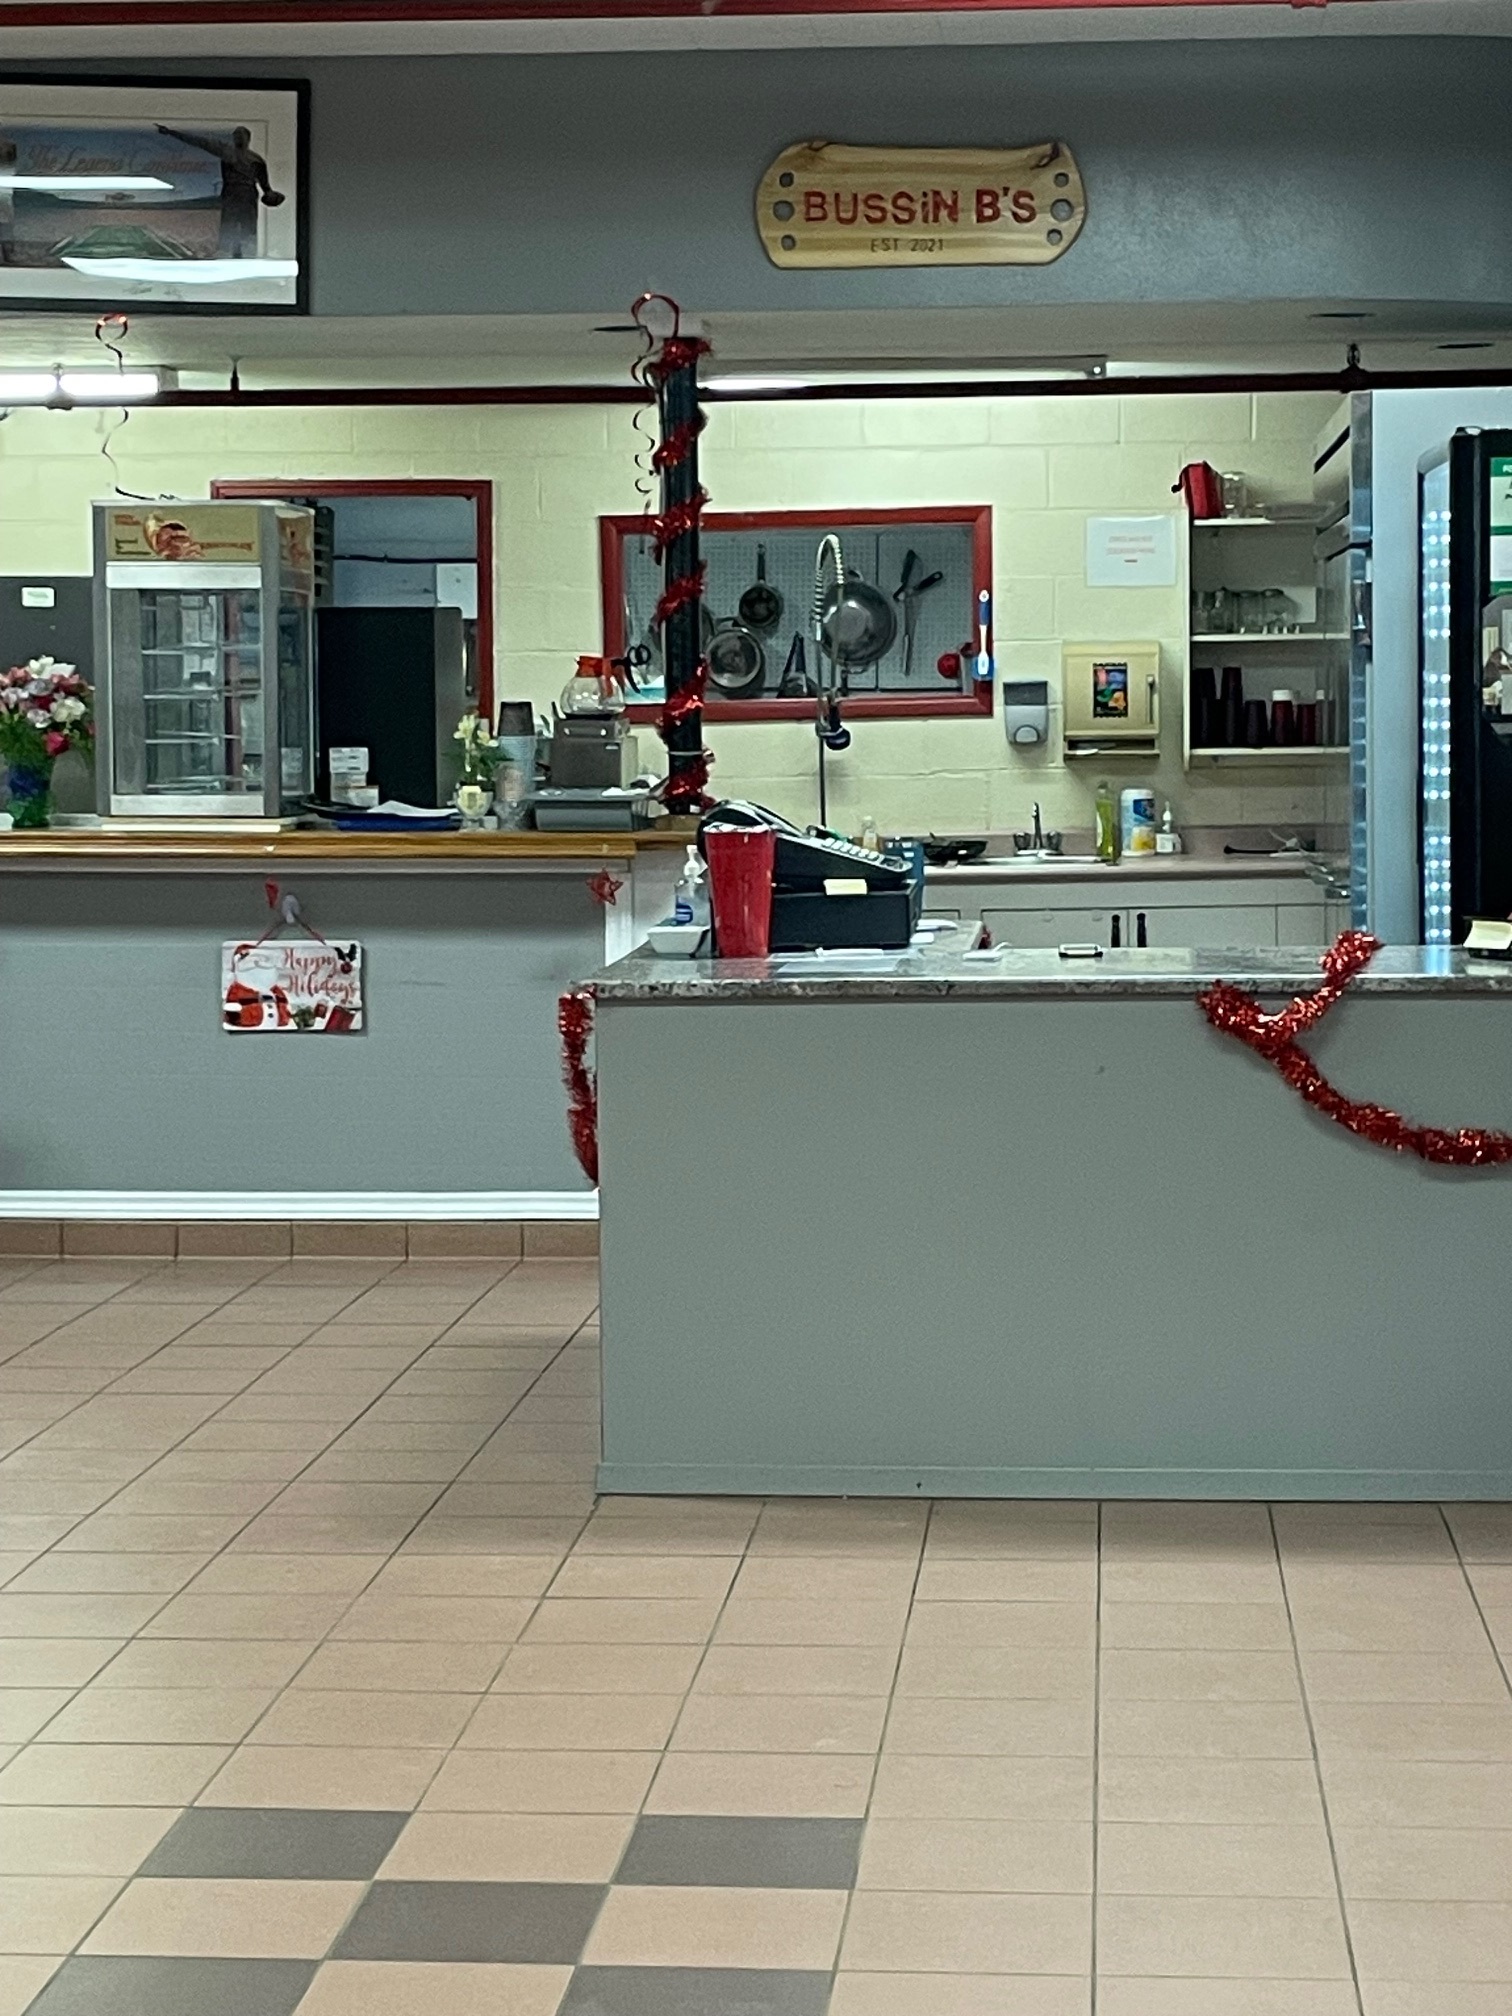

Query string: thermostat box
[1062,641,1160,754]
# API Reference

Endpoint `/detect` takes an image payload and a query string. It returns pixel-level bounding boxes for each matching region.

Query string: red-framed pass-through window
[211,478,496,720]
[601,505,993,722]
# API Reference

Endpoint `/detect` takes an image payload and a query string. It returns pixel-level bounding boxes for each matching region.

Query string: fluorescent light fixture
[0,174,171,191]
[0,373,62,404]
[58,371,160,402]
[62,256,296,286]
[704,374,814,393]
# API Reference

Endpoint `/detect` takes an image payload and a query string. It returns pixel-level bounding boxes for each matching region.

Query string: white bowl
[647,923,706,957]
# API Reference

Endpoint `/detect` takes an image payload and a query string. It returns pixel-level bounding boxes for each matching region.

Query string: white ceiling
[1,0,1510,58]
[1,300,1509,387]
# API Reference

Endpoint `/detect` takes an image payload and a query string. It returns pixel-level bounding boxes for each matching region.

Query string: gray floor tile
[615,1815,862,1889]
[138,1807,409,1880]
[331,1880,606,1964]
[561,1968,833,2016]
[21,1958,316,2016]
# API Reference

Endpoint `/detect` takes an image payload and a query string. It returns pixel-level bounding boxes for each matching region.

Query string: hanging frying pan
[820,567,898,669]
[738,545,783,634]
[706,617,766,696]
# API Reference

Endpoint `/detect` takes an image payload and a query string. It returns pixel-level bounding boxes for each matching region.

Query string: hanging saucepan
[820,567,898,669]
[738,545,783,634]
[706,617,766,697]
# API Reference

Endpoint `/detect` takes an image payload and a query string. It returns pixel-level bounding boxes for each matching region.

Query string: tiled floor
[0,1256,1510,2015]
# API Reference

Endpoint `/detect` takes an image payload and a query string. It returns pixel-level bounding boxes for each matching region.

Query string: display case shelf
[1192,632,1346,645]
[1190,745,1348,762]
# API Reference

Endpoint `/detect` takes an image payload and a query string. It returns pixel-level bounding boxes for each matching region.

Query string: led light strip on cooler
[1421,499,1453,945]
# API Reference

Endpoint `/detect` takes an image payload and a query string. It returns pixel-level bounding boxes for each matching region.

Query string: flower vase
[6,762,53,829]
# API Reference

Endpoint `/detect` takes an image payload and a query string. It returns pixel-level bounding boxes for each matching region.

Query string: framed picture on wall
[0,75,309,313]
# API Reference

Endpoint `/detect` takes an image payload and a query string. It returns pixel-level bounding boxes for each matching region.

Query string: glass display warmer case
[92,501,315,819]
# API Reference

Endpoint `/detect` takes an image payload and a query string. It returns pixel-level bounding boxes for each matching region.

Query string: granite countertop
[590,944,1512,1003]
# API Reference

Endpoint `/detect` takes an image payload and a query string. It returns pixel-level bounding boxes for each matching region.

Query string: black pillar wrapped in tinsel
[631,294,712,815]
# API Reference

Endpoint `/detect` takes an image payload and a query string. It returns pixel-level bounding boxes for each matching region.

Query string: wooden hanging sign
[756,139,1085,269]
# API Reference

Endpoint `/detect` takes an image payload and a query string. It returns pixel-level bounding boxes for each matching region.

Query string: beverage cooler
[1417,431,1512,943]
[93,501,316,818]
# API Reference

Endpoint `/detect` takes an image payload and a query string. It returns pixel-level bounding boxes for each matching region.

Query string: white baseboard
[0,1190,599,1222]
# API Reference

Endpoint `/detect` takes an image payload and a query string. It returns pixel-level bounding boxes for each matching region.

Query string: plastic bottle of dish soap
[672,844,710,928]
[1094,780,1120,864]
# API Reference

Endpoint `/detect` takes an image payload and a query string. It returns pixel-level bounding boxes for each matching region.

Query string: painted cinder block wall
[0,389,1340,835]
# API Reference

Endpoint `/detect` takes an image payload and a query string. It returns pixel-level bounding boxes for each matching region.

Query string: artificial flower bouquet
[0,658,95,828]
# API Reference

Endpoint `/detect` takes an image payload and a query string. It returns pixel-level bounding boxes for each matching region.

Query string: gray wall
[22,39,1512,318]
[0,872,599,1196]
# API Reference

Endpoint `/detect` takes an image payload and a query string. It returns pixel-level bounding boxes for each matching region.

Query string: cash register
[697,801,922,952]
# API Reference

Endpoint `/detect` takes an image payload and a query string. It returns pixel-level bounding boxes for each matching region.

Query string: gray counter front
[592,945,1512,1500]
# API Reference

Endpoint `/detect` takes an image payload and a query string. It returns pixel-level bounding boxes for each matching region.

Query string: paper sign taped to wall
[222,939,364,1033]
[1086,515,1177,588]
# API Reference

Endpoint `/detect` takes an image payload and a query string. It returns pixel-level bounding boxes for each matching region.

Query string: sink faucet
[1031,801,1045,852]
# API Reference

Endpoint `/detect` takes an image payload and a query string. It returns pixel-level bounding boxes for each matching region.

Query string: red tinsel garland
[585,870,623,908]
[1199,931,1512,1167]
[558,987,599,1185]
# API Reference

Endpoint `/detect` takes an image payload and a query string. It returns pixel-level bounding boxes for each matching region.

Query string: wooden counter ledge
[0,825,692,864]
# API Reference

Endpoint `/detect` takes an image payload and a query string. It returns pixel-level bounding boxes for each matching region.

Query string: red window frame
[600,504,993,722]
[210,477,496,718]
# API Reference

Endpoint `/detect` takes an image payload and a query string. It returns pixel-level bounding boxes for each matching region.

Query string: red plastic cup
[704,824,775,958]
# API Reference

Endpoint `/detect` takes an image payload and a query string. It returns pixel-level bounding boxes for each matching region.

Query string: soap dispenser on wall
[1002,680,1050,748]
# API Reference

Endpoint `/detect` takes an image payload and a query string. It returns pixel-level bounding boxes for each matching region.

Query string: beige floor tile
[882,1697,1092,1757]
[830,1974,1088,2016]
[378,1811,631,1883]
[1443,1504,1512,1562]
[1099,1894,1350,1978]
[422,1748,656,1813]
[6,1553,211,1595]
[0,1641,125,1688]
[0,1874,125,1953]
[231,1515,421,1555]
[1100,1650,1301,1701]
[292,1961,571,2016]
[1300,1651,1510,1703]
[0,1690,71,1742]
[0,1958,64,2016]
[584,1884,845,1970]
[0,1593,166,1637]
[749,1502,926,1557]
[1312,1700,1512,1761]
[646,1750,873,1818]
[1100,1698,1311,1759]
[894,1647,1095,1700]
[904,1604,1093,1652]
[522,1598,721,1645]
[692,1645,899,1696]
[0,1743,228,1805]
[140,1592,353,1639]
[1101,1561,1284,1605]
[270,1481,443,1517]
[1098,1822,1338,1897]
[41,1686,279,1744]
[1100,1979,1357,2016]
[332,1594,535,1642]
[1335,1826,1512,1901]
[1287,1595,1488,1655]
[913,1560,1097,1603]
[730,1558,920,1602]
[198,1745,441,1809]
[0,1805,177,1875]
[857,1818,1092,1893]
[1283,1564,1468,1605]
[403,1516,583,1555]
[461,1693,682,1751]
[870,1754,1092,1822]
[1100,1757,1324,1826]
[1101,1603,1293,1651]
[840,1890,1090,1974]
[1322,1759,1512,1828]
[494,1644,703,1695]
[248,1688,476,1748]
[186,1554,384,1596]
[922,1503,1098,1556]
[672,1692,887,1755]
[1100,1503,1272,1551]
[293,1642,508,1692]
[1349,1899,1512,1981]
[520,1555,737,1601]
[93,1640,315,1690]
[364,1556,555,1598]
[82,1876,363,1957]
